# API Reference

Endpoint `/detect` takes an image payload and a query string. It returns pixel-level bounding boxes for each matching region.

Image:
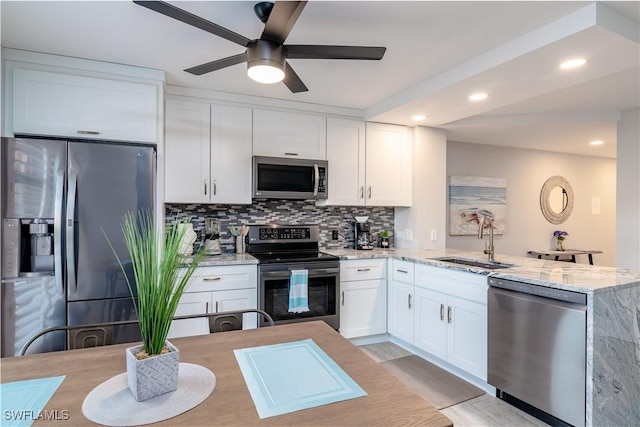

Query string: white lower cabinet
[413,264,488,380]
[339,259,387,338]
[388,260,488,381]
[168,265,257,338]
[387,260,416,343]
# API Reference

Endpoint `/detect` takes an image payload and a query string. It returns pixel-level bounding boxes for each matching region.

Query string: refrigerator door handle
[54,170,64,295]
[66,170,78,295]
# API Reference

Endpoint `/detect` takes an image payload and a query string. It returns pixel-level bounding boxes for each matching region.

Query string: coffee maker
[354,216,374,250]
[203,218,222,255]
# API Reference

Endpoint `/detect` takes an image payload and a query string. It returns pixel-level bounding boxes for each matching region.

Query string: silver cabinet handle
[206,301,209,313]
[360,186,364,199]
[440,304,444,321]
[204,179,208,195]
[284,152,298,156]
[357,268,371,272]
[368,186,372,199]
[397,269,408,274]
[408,294,412,309]
[447,306,452,323]
[341,291,345,306]
[215,301,219,313]
[77,130,100,135]
[203,277,221,281]
[213,180,217,196]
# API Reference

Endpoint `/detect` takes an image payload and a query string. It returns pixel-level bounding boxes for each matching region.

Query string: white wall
[616,108,640,271]
[395,126,447,250]
[446,141,617,267]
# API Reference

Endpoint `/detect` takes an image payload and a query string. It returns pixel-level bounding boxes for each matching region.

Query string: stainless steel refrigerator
[1,137,155,357]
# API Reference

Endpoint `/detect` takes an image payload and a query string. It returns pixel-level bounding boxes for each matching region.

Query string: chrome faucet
[477,216,495,262]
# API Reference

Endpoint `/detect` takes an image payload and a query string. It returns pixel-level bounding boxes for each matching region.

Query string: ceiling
[2,1,639,159]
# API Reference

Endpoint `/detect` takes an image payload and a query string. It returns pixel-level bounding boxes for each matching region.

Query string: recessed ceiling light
[589,140,604,146]
[469,93,488,101]
[560,58,586,70]
[411,114,426,121]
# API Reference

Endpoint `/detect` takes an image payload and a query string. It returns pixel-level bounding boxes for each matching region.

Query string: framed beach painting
[449,176,507,236]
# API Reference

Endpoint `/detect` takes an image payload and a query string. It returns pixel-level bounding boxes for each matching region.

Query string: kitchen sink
[434,257,515,270]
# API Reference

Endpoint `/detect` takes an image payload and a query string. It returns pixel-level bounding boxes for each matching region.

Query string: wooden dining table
[1,321,453,426]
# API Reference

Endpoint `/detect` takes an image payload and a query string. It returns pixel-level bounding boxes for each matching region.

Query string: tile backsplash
[165,200,394,252]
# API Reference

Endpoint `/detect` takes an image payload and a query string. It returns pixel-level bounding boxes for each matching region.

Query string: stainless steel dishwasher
[487,277,586,427]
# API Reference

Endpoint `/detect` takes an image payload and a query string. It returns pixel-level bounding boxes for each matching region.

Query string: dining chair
[173,308,275,333]
[19,319,140,356]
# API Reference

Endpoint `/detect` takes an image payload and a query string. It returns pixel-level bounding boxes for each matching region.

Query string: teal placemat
[0,376,66,427]
[234,339,367,419]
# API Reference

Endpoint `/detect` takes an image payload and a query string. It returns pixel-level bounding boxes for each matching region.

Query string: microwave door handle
[313,164,320,196]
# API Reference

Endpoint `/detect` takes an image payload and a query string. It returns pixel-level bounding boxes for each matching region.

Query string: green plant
[105,210,203,356]
[380,229,389,239]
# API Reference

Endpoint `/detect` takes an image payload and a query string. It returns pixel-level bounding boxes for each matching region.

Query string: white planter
[126,340,180,401]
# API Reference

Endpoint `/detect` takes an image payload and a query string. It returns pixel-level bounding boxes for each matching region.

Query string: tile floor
[359,342,550,427]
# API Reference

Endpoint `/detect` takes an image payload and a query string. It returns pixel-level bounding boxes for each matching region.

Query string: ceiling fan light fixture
[248,63,285,84]
[247,39,286,84]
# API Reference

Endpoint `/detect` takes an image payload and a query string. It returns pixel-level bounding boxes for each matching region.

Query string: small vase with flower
[553,230,569,251]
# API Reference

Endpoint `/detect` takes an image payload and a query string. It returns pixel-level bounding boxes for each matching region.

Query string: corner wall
[395,126,447,250]
[446,142,617,267]
[616,108,640,271]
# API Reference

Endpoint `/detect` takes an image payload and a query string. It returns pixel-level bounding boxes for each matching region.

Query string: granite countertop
[181,253,258,266]
[324,248,640,295]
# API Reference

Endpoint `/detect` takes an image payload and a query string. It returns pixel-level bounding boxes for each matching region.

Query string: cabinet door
[365,122,411,206]
[210,105,252,204]
[322,118,365,206]
[168,292,211,339]
[253,109,326,160]
[212,288,258,329]
[388,281,414,343]
[165,99,211,203]
[414,287,447,360]
[446,295,487,380]
[13,68,158,143]
[340,278,387,339]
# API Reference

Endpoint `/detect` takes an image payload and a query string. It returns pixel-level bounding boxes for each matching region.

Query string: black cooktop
[249,250,339,264]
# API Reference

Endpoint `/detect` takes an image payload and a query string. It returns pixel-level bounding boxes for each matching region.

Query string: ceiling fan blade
[184,53,248,76]
[286,45,386,60]
[282,63,308,93]
[261,1,307,44]
[134,1,251,47]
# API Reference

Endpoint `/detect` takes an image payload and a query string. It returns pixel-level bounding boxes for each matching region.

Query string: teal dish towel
[288,269,309,313]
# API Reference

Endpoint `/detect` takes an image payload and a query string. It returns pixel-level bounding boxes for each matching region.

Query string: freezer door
[1,276,65,357]
[1,137,66,219]
[67,142,155,301]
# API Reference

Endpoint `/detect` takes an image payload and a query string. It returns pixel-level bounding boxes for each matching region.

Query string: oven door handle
[260,268,339,278]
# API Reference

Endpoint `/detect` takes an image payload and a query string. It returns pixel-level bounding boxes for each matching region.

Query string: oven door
[258,262,339,329]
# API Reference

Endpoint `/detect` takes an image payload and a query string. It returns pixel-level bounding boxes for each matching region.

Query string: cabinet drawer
[415,264,487,304]
[391,259,415,284]
[183,265,257,293]
[340,259,387,281]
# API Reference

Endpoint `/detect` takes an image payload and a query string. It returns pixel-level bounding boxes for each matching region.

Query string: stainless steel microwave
[253,156,328,200]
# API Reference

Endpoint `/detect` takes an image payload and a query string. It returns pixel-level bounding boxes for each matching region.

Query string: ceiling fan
[133,1,386,93]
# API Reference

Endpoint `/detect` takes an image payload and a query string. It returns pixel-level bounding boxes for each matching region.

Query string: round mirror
[540,176,573,224]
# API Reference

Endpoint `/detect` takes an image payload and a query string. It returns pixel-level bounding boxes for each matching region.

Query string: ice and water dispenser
[2,218,55,277]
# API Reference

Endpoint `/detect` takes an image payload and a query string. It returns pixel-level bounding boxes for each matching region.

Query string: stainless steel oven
[247,225,340,329]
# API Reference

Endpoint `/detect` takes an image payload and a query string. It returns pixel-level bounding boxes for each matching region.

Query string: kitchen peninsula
[328,248,640,427]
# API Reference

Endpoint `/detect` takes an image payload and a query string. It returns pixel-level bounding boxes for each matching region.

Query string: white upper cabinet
[322,119,412,207]
[253,109,327,160]
[365,122,412,207]
[12,68,159,143]
[165,99,252,204]
[323,118,366,206]
[165,99,211,204]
